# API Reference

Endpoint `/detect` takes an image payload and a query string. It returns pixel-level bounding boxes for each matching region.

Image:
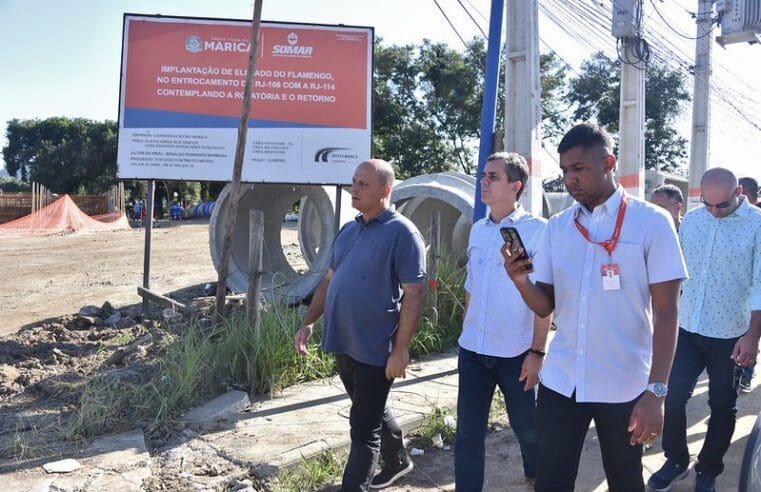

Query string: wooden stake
[427,211,441,327]
[215,0,265,318]
[142,180,155,315]
[247,209,264,333]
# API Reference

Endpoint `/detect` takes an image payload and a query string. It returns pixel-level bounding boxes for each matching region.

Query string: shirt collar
[574,185,623,218]
[732,196,751,218]
[355,205,395,225]
[486,204,528,226]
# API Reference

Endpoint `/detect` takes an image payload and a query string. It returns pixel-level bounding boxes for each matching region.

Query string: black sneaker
[647,461,689,491]
[695,471,716,492]
[740,372,752,393]
[369,457,413,489]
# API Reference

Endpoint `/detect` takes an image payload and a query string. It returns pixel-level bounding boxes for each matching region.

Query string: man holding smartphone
[648,168,761,492]
[455,152,551,490]
[503,123,686,490]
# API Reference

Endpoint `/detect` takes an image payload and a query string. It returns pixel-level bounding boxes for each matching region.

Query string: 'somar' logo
[272,31,313,57]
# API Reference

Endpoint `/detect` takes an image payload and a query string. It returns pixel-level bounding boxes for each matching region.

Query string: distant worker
[740,176,759,207]
[455,152,550,489]
[650,184,684,231]
[294,159,426,491]
[649,168,761,492]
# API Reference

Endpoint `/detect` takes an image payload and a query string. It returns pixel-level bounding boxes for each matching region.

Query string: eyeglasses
[699,195,736,209]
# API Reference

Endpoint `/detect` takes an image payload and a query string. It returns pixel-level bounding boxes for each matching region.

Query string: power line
[648,0,715,40]
[456,0,488,39]
[431,0,469,49]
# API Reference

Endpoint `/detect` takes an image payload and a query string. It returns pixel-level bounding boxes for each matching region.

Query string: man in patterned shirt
[649,168,761,492]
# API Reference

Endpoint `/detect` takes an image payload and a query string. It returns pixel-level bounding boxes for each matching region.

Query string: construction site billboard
[117,14,373,184]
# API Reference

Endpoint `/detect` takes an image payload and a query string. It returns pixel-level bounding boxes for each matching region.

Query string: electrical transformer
[717,0,761,45]
[611,0,642,38]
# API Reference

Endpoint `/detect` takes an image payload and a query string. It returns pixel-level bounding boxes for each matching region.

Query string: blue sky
[0,0,758,179]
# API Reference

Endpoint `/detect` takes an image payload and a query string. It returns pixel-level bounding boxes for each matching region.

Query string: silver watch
[646,382,668,397]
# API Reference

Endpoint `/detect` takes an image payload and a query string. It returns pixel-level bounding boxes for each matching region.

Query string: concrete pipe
[209,183,351,304]
[298,188,353,267]
[391,172,476,260]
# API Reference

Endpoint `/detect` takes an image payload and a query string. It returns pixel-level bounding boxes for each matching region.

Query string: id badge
[601,263,621,291]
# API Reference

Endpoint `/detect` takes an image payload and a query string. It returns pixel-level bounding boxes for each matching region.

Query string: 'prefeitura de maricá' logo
[185,35,203,53]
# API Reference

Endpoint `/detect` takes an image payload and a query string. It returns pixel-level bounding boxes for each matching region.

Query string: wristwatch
[646,382,668,398]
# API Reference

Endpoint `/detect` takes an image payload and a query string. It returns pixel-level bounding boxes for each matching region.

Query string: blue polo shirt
[322,207,426,367]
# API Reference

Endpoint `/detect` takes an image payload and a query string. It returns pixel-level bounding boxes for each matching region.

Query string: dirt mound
[0,194,129,237]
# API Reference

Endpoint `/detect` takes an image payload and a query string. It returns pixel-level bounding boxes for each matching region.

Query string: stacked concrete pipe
[209,183,353,304]
[391,172,476,260]
[209,172,478,303]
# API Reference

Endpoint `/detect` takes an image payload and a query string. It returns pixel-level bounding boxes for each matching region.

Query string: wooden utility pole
[215,0,264,317]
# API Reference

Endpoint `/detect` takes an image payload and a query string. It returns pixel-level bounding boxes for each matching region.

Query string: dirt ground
[0,219,305,336]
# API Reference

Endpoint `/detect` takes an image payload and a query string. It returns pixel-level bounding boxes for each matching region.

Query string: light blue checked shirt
[679,197,761,339]
[461,205,547,358]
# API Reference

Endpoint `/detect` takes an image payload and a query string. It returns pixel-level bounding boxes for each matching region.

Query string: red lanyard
[574,191,628,256]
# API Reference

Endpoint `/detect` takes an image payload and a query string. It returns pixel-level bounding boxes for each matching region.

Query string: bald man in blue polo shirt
[294,159,426,491]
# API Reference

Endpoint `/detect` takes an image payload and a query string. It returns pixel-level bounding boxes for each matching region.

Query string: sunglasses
[699,195,736,209]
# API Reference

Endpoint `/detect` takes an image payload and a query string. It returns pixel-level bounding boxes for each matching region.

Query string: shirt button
[581,296,586,301]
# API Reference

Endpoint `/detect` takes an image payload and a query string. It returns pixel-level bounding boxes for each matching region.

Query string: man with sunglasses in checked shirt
[648,168,761,492]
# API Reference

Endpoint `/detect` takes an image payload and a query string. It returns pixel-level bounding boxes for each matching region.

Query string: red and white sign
[117,14,373,184]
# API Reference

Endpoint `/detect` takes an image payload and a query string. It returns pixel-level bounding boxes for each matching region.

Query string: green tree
[373,38,571,178]
[566,52,690,172]
[3,117,118,193]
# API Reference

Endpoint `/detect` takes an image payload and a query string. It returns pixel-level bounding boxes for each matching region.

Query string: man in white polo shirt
[455,152,550,490]
[503,123,687,490]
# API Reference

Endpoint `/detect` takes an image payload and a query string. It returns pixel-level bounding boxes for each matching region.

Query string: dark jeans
[535,384,644,492]
[335,353,405,492]
[455,347,537,491]
[662,329,739,477]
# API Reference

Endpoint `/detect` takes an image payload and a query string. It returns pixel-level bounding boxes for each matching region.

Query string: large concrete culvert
[209,183,352,304]
[391,172,476,261]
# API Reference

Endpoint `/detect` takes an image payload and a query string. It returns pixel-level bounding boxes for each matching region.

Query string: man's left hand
[520,353,542,391]
[731,334,760,367]
[385,347,410,380]
[628,392,664,446]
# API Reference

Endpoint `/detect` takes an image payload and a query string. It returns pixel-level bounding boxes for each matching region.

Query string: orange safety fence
[0,194,130,237]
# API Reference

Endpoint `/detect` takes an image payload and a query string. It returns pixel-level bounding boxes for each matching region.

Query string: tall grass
[67,256,466,439]
[411,254,466,356]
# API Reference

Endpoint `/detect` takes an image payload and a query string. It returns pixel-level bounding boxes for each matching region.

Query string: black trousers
[662,329,739,477]
[335,354,405,492]
[535,384,644,492]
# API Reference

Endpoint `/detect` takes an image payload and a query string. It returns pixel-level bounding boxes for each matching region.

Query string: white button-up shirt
[533,187,687,403]
[679,198,761,339]
[460,206,547,358]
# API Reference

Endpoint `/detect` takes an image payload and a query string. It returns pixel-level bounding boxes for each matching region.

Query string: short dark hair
[486,152,530,199]
[651,184,683,204]
[739,176,759,201]
[557,122,613,155]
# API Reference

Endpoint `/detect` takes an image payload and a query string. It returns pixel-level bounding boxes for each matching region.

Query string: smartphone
[500,227,533,270]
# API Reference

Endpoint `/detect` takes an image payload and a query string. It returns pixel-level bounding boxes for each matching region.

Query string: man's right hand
[294,324,313,356]
[500,243,533,286]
